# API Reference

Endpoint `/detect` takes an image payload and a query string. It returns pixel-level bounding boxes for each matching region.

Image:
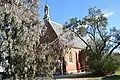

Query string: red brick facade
[65,48,87,73]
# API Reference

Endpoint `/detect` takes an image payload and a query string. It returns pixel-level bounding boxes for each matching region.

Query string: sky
[40,0,120,29]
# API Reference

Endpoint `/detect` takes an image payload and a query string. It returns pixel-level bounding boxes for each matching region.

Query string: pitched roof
[72,36,88,49]
[47,20,88,49]
[49,21,63,36]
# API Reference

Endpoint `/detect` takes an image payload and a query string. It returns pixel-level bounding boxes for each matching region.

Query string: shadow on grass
[54,73,120,80]
[54,73,98,79]
[102,75,120,80]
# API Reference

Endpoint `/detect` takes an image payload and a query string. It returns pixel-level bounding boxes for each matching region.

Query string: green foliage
[0,0,64,79]
[0,0,41,79]
[64,7,120,76]
[88,51,120,76]
[101,56,120,75]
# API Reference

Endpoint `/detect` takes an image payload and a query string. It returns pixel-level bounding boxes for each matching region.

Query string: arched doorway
[78,50,87,72]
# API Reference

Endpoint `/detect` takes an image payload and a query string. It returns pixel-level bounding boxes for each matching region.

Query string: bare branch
[96,23,107,54]
[109,40,119,43]
[108,42,120,56]
[72,30,94,52]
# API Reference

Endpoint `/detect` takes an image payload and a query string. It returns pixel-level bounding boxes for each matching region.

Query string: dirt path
[56,78,88,80]
[56,78,102,80]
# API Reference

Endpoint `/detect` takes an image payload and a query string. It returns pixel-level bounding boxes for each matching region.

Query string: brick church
[41,4,88,74]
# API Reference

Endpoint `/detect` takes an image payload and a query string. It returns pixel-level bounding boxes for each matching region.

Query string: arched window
[69,52,73,62]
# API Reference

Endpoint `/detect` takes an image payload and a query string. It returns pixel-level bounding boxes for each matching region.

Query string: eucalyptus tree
[64,7,120,76]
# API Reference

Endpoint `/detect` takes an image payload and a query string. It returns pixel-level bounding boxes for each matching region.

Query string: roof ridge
[50,20,63,26]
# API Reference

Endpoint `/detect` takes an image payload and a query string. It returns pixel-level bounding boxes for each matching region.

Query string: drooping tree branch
[72,30,94,53]
[108,42,120,56]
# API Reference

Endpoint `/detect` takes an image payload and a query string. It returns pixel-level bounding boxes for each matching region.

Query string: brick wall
[65,48,81,73]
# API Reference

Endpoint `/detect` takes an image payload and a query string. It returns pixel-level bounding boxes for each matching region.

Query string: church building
[41,4,88,74]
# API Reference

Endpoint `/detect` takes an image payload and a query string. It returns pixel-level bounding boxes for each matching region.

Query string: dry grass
[115,71,120,76]
[87,78,102,80]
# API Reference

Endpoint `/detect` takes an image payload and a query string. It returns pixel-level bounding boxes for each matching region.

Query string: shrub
[88,55,120,76]
[101,56,120,75]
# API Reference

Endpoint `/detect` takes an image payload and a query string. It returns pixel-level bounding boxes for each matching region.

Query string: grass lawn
[56,71,120,80]
[115,71,120,76]
[87,76,120,80]
[87,71,120,80]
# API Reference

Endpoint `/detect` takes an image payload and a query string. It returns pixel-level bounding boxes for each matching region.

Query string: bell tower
[43,4,50,21]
